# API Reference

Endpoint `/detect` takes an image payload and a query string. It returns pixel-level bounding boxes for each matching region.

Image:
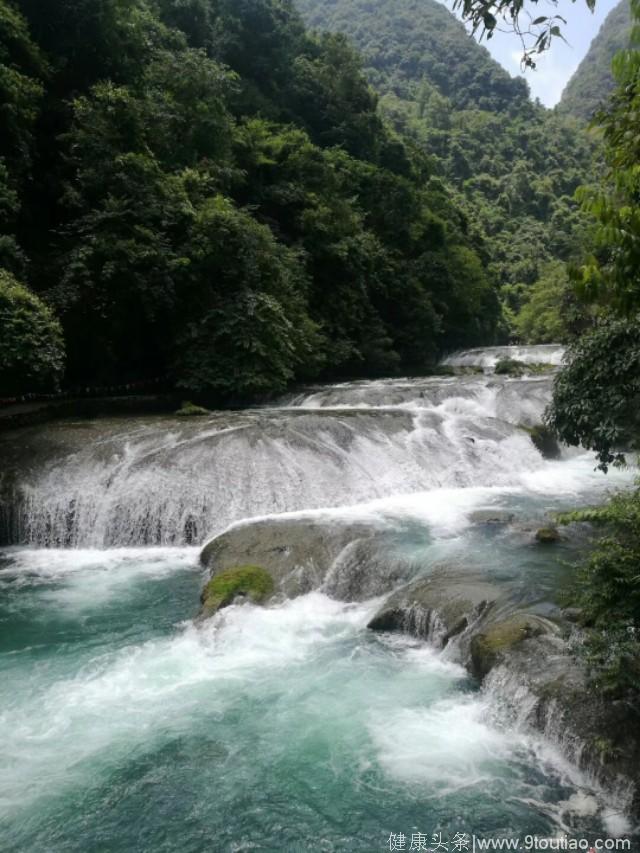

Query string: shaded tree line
[0,0,500,399]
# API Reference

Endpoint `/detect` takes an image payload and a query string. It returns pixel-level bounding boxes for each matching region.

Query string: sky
[444,0,621,106]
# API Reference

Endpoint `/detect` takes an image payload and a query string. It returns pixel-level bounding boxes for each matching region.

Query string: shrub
[558,487,640,698]
[494,357,526,376]
[175,401,210,417]
[0,269,65,395]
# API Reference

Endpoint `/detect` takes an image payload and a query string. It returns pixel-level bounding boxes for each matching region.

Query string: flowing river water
[0,346,635,851]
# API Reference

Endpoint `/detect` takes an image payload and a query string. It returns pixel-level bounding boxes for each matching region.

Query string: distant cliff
[558,0,632,121]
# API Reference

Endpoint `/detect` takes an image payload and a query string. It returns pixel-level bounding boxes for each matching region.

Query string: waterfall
[1,368,555,548]
[442,344,565,368]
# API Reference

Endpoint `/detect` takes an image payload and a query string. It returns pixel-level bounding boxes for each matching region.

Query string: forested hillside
[558,0,631,121]
[297,0,530,112]
[0,0,500,399]
[296,0,597,340]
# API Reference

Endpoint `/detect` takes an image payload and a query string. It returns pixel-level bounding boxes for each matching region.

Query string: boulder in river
[519,423,562,459]
[469,612,552,679]
[469,509,515,526]
[200,565,275,616]
[528,423,562,459]
[367,568,502,650]
[475,613,640,814]
[200,514,417,602]
[535,526,562,544]
[369,579,640,811]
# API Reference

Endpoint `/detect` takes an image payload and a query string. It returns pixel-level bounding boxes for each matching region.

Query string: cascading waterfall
[2,372,555,548]
[0,345,637,851]
[442,344,566,368]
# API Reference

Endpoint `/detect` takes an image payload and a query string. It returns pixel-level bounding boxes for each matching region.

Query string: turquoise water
[0,456,632,852]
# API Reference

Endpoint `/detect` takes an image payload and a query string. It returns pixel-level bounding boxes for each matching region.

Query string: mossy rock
[528,424,561,459]
[367,569,501,648]
[470,614,548,679]
[525,362,556,375]
[200,565,275,617]
[176,401,210,417]
[469,509,515,526]
[494,357,526,376]
[535,526,561,544]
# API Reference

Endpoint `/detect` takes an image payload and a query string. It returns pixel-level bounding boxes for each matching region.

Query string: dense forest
[0,0,505,400]
[558,0,632,122]
[0,0,632,401]
[296,0,597,341]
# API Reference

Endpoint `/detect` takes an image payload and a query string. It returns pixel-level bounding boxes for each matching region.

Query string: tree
[48,46,235,383]
[0,268,65,395]
[557,486,640,698]
[0,0,44,169]
[548,2,640,465]
[514,261,571,343]
[295,0,596,331]
[171,194,322,396]
[0,0,507,397]
[573,21,640,314]
[547,317,640,471]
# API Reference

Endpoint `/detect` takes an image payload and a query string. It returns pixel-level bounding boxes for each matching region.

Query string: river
[0,346,634,851]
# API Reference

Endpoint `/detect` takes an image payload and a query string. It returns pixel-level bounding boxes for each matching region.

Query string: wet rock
[469,509,515,526]
[321,536,414,601]
[200,564,275,617]
[535,526,561,544]
[469,613,553,679]
[561,606,583,623]
[530,424,561,459]
[478,619,640,814]
[518,423,562,459]
[494,357,527,376]
[175,401,211,417]
[200,515,415,601]
[368,568,502,649]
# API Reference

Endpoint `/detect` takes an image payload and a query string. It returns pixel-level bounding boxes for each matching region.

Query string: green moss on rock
[525,363,556,375]
[200,565,275,616]
[176,401,210,417]
[470,614,547,679]
[535,526,561,544]
[529,424,561,459]
[494,357,526,376]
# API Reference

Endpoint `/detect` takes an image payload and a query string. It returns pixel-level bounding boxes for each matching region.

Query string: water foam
[443,344,565,368]
[0,546,200,613]
[0,591,381,820]
[2,375,554,548]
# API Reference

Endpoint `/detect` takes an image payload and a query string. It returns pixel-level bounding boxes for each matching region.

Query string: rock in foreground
[367,568,502,651]
[200,514,417,605]
[200,565,275,617]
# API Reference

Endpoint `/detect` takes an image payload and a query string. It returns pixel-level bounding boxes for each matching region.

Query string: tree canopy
[0,0,502,397]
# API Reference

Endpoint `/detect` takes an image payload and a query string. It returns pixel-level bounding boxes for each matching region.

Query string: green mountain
[558,0,632,122]
[296,0,597,339]
[297,0,530,112]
